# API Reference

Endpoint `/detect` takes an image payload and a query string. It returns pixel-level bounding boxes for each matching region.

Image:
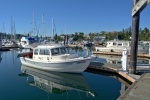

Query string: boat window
[34,49,39,55]
[66,47,69,53]
[124,43,128,46]
[118,43,122,46]
[51,48,59,55]
[60,48,66,54]
[113,43,116,45]
[39,49,50,55]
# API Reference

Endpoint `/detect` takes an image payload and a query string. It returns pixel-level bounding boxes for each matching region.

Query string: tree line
[0,27,150,41]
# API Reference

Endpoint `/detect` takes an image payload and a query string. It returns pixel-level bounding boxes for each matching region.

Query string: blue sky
[0,0,150,37]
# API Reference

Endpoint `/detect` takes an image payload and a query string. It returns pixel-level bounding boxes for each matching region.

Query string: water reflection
[95,55,149,65]
[85,69,130,97]
[19,65,95,97]
[0,51,2,63]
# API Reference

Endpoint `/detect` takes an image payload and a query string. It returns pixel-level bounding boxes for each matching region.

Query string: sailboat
[0,39,9,51]
[4,17,19,48]
[20,12,39,49]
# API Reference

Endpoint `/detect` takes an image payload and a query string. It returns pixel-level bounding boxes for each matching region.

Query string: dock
[88,61,150,100]
[92,51,150,58]
[119,73,150,100]
[0,48,10,51]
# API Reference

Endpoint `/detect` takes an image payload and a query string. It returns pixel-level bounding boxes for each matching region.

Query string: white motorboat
[95,40,149,54]
[20,43,93,73]
[19,65,95,96]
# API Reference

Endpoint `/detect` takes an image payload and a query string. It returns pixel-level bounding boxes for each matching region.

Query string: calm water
[0,49,129,100]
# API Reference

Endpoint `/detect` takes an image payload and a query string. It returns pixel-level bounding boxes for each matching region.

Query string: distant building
[93,36,106,44]
[84,34,90,39]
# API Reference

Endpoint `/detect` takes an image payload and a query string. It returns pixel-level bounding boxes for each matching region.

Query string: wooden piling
[130,0,140,74]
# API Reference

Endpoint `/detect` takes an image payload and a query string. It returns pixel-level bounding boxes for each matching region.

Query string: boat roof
[107,40,131,43]
[35,43,68,49]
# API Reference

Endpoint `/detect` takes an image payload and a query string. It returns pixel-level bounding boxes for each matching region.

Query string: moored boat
[20,43,93,73]
[94,40,149,54]
[20,36,38,49]
[0,39,10,51]
[4,40,19,48]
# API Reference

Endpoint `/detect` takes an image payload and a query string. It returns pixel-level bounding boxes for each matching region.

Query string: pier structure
[92,51,150,59]
[130,0,150,74]
[88,60,150,100]
[89,43,150,99]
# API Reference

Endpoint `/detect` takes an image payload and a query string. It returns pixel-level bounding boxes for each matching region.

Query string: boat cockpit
[33,46,78,61]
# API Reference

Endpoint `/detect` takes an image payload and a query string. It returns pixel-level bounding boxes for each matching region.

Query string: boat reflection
[0,51,2,63]
[95,55,149,65]
[19,65,95,97]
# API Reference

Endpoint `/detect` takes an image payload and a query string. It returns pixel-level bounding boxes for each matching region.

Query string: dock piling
[130,0,140,74]
[121,48,128,72]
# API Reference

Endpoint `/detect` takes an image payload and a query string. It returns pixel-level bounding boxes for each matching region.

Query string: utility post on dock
[130,0,150,74]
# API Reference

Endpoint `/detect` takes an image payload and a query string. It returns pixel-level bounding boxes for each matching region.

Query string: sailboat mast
[14,22,16,40]
[11,17,13,40]
[42,14,45,39]
[33,12,36,37]
[3,22,6,39]
[52,17,54,40]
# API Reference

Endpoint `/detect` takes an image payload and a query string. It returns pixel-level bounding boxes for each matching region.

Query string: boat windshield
[51,47,69,55]
[39,49,50,55]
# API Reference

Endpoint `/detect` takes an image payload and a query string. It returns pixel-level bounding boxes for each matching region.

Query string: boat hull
[95,46,149,54]
[4,44,19,48]
[20,57,92,73]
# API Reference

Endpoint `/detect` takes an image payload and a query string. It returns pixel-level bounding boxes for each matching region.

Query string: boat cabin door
[33,49,51,61]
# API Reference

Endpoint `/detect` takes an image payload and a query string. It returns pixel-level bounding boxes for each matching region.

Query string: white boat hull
[4,43,19,48]
[95,46,149,54]
[20,57,92,73]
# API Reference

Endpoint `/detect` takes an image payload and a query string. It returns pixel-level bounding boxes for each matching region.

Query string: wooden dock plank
[92,51,150,58]
[118,73,150,100]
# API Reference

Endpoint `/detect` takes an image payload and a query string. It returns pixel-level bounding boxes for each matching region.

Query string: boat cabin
[32,44,78,61]
[106,41,131,47]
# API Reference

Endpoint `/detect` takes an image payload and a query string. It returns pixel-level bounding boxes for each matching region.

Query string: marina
[0,50,127,100]
[0,0,150,100]
[0,47,150,100]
